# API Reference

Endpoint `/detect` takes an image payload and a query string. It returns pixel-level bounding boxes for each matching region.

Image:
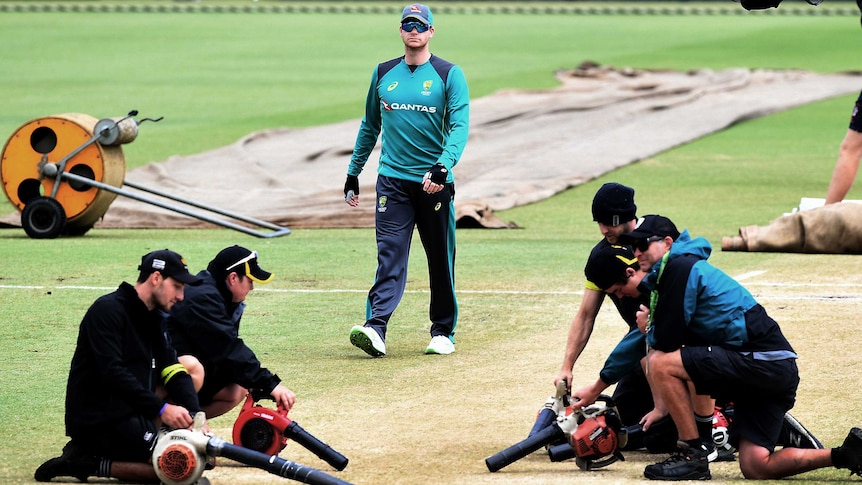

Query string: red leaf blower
[485,388,625,473]
[232,395,349,471]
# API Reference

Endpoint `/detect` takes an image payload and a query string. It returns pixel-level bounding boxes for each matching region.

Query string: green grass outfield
[1,3,862,484]
[0,1,859,175]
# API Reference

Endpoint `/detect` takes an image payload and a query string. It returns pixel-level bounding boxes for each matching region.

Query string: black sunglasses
[632,236,665,252]
[401,21,430,33]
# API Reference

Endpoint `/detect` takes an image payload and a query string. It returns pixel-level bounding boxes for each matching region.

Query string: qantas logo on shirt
[381,98,437,113]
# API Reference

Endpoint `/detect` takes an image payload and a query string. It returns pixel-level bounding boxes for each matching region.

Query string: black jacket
[65,282,200,436]
[166,271,280,399]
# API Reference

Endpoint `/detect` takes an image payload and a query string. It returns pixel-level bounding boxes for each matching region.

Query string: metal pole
[60,171,290,238]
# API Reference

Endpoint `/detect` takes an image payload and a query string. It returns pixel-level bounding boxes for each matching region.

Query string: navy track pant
[364,174,458,341]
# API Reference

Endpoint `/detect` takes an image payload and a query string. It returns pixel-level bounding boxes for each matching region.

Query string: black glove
[344,175,359,197]
[425,164,448,184]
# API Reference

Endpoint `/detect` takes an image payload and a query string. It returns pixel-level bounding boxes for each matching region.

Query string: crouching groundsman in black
[167,245,296,419]
[615,217,862,480]
[35,249,204,483]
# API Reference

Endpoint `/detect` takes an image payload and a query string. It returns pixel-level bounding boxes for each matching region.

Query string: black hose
[207,437,352,485]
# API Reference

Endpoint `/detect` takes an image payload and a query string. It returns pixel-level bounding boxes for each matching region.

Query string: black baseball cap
[619,215,680,244]
[138,249,202,285]
[585,244,639,291]
[591,182,637,226]
[208,245,273,284]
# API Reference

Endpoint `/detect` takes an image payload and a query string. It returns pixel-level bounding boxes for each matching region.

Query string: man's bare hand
[272,384,297,412]
[161,403,194,429]
[636,304,650,334]
[639,408,668,432]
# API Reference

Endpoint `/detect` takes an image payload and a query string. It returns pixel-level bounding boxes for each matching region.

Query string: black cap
[585,245,639,291]
[592,183,637,226]
[208,245,273,284]
[139,249,202,285]
[619,215,680,243]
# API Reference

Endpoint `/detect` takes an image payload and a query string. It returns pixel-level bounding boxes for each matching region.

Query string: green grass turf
[0,3,857,170]
[0,3,858,218]
[1,4,861,483]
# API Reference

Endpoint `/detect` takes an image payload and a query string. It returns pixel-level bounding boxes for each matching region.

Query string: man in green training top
[343,4,470,357]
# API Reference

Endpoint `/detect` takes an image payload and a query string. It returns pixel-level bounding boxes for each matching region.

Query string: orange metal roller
[2,111,290,239]
[0,113,125,231]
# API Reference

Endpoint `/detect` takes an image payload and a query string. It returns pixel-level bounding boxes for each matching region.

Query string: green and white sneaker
[350,325,386,357]
[425,335,455,355]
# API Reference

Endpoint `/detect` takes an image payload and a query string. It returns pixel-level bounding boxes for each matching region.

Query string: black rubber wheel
[21,196,66,239]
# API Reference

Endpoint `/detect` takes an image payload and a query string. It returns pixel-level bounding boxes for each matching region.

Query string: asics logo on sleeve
[387,82,398,91]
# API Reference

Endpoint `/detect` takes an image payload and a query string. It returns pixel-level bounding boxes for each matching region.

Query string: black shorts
[681,346,799,452]
[198,370,234,406]
[74,414,158,462]
[850,89,862,133]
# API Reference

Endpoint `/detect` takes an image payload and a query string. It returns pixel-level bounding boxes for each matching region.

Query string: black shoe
[778,412,824,449]
[834,427,862,477]
[644,441,711,481]
[34,440,98,483]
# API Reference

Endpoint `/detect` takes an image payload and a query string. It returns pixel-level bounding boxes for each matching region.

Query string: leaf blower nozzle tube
[206,437,352,485]
[485,424,565,472]
[286,421,349,471]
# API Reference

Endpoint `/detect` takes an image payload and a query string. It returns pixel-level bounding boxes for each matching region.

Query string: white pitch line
[3,284,862,301]
[0,285,582,296]
[733,270,862,288]
[734,270,767,281]
[738,282,862,288]
[755,295,862,302]
[258,288,584,295]
[0,285,116,291]
[3,286,860,301]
